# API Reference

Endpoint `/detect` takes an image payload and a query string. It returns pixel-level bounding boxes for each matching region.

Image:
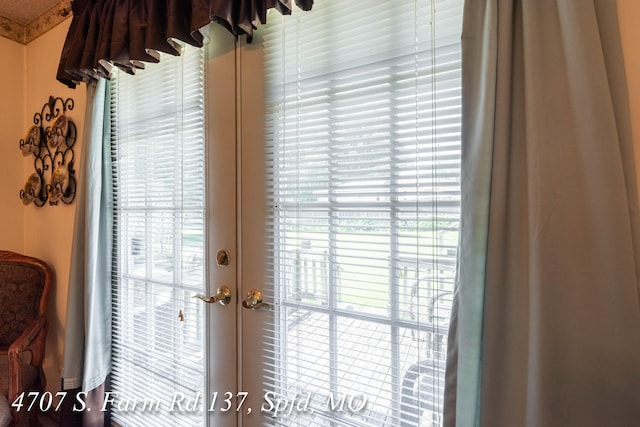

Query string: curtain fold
[445,1,640,426]
[57,0,313,88]
[62,77,112,427]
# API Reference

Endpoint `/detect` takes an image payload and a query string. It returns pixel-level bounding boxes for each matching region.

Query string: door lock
[216,249,230,266]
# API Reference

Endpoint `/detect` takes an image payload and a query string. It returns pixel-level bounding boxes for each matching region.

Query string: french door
[206,1,462,427]
[111,1,461,426]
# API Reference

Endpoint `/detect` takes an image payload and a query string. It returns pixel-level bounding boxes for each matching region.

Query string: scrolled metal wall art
[19,96,77,207]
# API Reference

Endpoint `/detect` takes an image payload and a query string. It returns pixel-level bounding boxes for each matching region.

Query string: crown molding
[0,0,71,45]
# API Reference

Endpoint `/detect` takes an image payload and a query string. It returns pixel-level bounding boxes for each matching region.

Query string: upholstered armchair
[0,251,53,427]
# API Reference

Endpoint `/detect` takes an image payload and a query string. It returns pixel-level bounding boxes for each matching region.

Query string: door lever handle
[242,289,273,311]
[193,286,232,306]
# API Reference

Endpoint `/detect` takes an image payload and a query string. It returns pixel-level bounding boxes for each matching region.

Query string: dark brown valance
[57,0,313,88]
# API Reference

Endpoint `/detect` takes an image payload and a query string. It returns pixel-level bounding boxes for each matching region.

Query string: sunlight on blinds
[110,45,206,427]
[262,0,462,426]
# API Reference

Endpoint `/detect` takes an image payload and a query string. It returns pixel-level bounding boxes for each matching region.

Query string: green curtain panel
[445,1,640,426]
[62,78,113,426]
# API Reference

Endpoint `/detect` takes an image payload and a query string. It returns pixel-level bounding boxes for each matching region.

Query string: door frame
[237,32,272,427]
[205,24,240,427]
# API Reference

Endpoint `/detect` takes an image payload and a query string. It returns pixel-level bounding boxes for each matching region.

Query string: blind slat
[262,0,462,425]
[110,44,206,427]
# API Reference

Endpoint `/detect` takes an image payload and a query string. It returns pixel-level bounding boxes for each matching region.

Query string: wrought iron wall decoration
[19,96,77,207]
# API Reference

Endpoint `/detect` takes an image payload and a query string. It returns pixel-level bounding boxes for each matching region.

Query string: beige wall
[0,36,26,253]
[22,19,86,392]
[619,0,640,187]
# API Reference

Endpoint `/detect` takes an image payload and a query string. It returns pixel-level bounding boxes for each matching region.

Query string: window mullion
[328,157,338,427]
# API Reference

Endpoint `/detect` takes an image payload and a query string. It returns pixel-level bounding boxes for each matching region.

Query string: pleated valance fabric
[56,0,313,88]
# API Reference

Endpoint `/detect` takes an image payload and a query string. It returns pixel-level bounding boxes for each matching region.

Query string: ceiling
[0,0,70,44]
[0,0,61,25]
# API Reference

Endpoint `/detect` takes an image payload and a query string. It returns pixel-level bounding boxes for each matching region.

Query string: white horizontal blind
[110,45,206,427]
[262,1,462,426]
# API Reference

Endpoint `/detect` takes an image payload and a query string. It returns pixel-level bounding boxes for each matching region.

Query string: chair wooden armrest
[0,250,53,426]
[7,314,48,404]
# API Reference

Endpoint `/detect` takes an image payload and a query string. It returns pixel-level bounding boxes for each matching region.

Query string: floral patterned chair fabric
[0,251,53,426]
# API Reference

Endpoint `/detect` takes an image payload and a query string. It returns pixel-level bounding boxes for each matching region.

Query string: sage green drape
[63,78,112,393]
[445,1,640,426]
